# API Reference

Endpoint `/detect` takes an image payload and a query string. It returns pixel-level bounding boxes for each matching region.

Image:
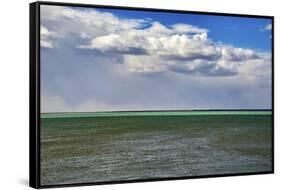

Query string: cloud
[41,26,58,48]
[172,23,209,34]
[41,94,112,112]
[265,23,272,31]
[221,46,258,61]
[41,5,270,77]
[259,23,272,39]
[40,5,272,112]
[80,22,217,59]
[41,5,146,39]
[41,95,70,112]
[79,33,148,55]
[80,22,269,76]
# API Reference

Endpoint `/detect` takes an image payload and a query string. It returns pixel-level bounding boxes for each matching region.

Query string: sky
[40,5,272,113]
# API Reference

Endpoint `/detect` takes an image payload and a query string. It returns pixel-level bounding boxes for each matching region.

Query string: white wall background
[0,0,279,189]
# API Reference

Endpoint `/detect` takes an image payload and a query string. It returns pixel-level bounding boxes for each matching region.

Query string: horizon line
[41,108,272,114]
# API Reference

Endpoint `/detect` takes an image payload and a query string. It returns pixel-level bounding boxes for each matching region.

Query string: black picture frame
[30,1,274,188]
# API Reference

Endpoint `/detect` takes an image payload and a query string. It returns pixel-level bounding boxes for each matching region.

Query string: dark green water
[40,111,272,185]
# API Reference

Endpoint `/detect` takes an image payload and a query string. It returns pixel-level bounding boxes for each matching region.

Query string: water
[40,111,272,186]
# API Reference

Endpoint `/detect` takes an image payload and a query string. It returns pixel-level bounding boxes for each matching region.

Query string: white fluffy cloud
[80,21,269,76]
[172,23,209,34]
[41,26,57,48]
[41,5,271,77]
[265,24,272,31]
[41,5,145,39]
[80,22,216,59]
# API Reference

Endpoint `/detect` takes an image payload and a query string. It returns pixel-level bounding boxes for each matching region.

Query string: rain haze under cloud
[40,5,272,113]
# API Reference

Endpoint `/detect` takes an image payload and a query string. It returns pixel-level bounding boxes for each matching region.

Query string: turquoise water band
[41,111,272,119]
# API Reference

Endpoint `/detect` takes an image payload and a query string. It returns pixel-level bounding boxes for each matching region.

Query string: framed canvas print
[29,1,274,188]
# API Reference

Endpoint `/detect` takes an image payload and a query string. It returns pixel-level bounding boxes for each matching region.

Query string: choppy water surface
[40,111,272,185]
